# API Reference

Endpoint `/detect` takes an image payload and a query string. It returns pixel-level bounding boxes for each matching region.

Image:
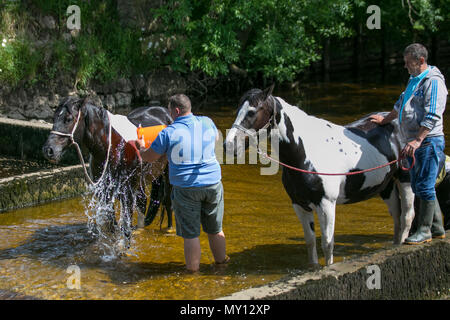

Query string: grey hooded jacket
[393,66,448,141]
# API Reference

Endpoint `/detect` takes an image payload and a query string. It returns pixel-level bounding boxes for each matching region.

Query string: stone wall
[0,1,186,122]
[219,234,450,300]
[0,117,87,212]
[0,165,87,213]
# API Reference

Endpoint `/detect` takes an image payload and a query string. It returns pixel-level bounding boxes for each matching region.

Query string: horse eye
[64,115,73,123]
[247,110,256,117]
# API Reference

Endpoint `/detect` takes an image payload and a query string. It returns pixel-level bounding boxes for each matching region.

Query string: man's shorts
[171,181,224,239]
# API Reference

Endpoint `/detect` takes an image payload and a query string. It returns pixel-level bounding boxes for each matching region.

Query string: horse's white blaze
[276,97,392,202]
[226,101,258,157]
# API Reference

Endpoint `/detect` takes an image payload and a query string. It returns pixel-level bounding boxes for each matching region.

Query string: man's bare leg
[184,237,201,272]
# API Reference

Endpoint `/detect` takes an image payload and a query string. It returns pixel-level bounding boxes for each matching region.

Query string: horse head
[225,84,275,158]
[42,96,88,163]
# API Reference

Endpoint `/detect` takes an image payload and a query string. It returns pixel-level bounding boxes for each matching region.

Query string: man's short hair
[404,43,428,62]
[168,94,191,114]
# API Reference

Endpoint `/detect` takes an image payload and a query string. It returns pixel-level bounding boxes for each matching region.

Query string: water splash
[82,167,141,262]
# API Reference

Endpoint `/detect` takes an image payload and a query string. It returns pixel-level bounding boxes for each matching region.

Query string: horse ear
[262,84,275,101]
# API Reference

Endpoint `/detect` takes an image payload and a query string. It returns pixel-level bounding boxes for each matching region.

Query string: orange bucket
[137,124,167,148]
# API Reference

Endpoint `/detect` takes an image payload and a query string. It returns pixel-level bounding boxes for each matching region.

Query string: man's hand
[401,126,430,157]
[135,136,146,150]
[370,109,398,126]
[402,139,421,157]
[369,114,385,125]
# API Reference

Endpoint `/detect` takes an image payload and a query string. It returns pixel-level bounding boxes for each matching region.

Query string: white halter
[50,108,112,186]
[231,96,278,147]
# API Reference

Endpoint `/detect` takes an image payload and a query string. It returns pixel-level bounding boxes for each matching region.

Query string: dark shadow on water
[0,223,394,285]
[0,223,97,264]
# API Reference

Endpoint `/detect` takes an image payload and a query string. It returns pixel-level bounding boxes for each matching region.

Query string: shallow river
[0,82,448,299]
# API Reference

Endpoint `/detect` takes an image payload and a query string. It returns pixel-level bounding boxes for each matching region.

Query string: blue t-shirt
[150,114,221,187]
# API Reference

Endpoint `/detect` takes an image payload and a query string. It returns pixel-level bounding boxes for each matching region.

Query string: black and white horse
[225,86,415,266]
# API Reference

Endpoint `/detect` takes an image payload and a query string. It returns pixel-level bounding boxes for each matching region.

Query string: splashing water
[82,167,141,262]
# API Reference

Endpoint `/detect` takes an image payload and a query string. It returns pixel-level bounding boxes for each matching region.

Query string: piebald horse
[43,97,173,249]
[225,86,415,266]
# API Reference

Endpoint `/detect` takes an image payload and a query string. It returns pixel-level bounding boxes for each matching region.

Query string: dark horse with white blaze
[225,86,416,266]
[42,96,173,248]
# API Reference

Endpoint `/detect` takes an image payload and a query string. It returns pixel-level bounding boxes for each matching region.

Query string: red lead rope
[257,151,415,176]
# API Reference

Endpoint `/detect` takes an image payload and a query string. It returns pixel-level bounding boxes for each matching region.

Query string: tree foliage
[0,0,448,88]
[154,0,354,82]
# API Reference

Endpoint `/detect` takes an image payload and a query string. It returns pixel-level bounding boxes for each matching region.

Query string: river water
[0,81,448,299]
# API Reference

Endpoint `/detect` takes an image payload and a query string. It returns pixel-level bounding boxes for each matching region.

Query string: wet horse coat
[225,87,415,266]
[43,97,173,248]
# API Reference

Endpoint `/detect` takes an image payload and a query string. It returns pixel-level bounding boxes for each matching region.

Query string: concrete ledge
[219,232,450,300]
[0,165,87,212]
[0,117,78,164]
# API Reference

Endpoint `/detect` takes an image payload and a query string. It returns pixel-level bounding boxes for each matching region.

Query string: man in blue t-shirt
[136,94,228,273]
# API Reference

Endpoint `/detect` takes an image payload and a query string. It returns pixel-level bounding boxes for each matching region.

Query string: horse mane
[238,88,263,110]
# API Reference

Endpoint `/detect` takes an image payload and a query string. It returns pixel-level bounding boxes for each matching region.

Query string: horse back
[127,106,173,127]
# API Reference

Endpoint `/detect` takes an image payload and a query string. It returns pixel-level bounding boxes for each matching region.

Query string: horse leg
[144,176,163,226]
[135,186,147,229]
[381,180,402,244]
[396,181,415,243]
[117,188,134,251]
[293,204,319,267]
[163,170,173,230]
[315,199,336,266]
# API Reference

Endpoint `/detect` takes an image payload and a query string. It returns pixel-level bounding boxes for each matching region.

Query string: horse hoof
[307,263,322,271]
[307,263,323,271]
[133,228,145,236]
[164,228,176,234]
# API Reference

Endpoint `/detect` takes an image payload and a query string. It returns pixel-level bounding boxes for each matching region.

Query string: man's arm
[369,109,398,125]
[135,138,163,163]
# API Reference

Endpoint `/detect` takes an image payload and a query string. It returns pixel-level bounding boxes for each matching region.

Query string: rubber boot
[405,199,434,245]
[431,199,445,239]
[409,197,420,237]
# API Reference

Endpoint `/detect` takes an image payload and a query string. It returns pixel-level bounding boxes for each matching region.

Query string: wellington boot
[405,199,434,245]
[431,199,446,239]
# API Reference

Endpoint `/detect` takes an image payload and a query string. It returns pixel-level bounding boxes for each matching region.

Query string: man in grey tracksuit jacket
[370,43,447,244]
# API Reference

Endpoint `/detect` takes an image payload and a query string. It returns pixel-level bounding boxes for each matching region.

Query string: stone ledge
[0,165,87,213]
[0,117,52,130]
[218,232,450,300]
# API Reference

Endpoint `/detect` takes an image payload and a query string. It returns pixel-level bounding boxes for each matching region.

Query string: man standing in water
[370,43,447,244]
[137,94,228,273]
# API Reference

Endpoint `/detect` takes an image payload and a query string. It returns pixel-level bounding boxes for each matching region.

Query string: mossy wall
[0,165,87,213]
